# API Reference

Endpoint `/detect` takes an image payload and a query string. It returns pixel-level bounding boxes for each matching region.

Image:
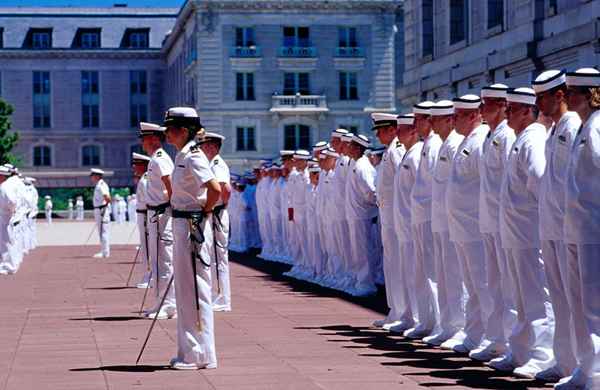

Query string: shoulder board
[492,139,500,147]
[486,130,492,139]
[189,145,201,153]
[558,135,567,143]
[156,151,162,157]
[177,164,185,168]
[461,149,470,156]
[213,159,219,165]
[514,147,519,152]
[580,138,586,145]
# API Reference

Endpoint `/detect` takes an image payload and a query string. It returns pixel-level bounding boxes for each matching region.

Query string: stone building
[398,0,600,107]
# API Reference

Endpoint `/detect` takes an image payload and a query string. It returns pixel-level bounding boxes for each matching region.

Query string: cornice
[0,49,162,60]
[195,0,400,12]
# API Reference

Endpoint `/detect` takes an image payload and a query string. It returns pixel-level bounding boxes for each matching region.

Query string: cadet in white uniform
[371,113,406,328]
[68,199,74,220]
[317,148,338,286]
[427,100,465,347]
[268,165,285,262]
[472,83,517,362]
[164,107,220,370]
[389,113,422,334]
[286,150,311,279]
[198,132,232,312]
[44,195,53,224]
[140,122,177,319]
[76,196,84,220]
[533,70,582,383]
[0,166,18,274]
[446,95,492,354]
[408,101,441,339]
[90,169,111,258]
[491,87,555,378]
[345,134,378,296]
[132,152,151,289]
[556,68,600,390]
[23,177,38,251]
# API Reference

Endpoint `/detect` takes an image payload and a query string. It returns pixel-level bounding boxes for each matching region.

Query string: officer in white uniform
[268,165,285,262]
[471,83,517,362]
[0,166,18,274]
[427,100,465,347]
[44,195,53,224]
[371,113,406,328]
[286,150,311,279]
[533,70,582,383]
[164,107,220,370]
[140,122,177,319]
[317,147,338,286]
[23,177,38,251]
[90,169,111,258]
[389,113,422,334]
[490,87,555,378]
[446,95,493,354]
[408,100,441,339]
[556,68,600,390]
[68,199,74,220]
[76,196,84,220]
[132,152,151,289]
[198,132,232,312]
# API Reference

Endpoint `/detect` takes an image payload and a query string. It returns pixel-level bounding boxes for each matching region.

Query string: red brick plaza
[0,243,550,389]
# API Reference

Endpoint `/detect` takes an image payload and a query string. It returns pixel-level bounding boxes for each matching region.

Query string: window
[487,0,503,29]
[548,0,558,15]
[284,124,310,150]
[235,27,255,47]
[81,71,99,128]
[422,0,434,57]
[121,28,149,48]
[283,73,310,95]
[72,28,101,49]
[339,72,358,100]
[33,145,51,167]
[130,70,148,127]
[31,29,52,49]
[338,27,358,48]
[0,28,4,48]
[283,26,310,47]
[236,73,255,101]
[81,145,100,166]
[450,0,468,45]
[236,127,256,151]
[33,71,51,128]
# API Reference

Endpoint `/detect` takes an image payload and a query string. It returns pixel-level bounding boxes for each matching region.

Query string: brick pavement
[0,243,551,390]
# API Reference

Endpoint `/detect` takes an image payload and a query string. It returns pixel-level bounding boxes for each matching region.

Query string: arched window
[33,145,51,166]
[284,124,310,150]
[82,144,100,166]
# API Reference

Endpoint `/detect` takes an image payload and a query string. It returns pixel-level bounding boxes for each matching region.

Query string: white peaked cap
[566,68,600,87]
[331,128,349,138]
[313,141,329,152]
[280,150,295,156]
[322,147,340,158]
[165,107,198,118]
[507,87,537,105]
[198,131,226,143]
[413,101,435,115]
[293,150,311,160]
[352,134,371,148]
[481,83,509,99]
[453,94,481,110]
[341,132,354,142]
[45,195,51,199]
[0,166,11,176]
[90,168,105,176]
[430,100,455,116]
[397,113,415,125]
[532,70,566,94]
[139,122,162,132]
[371,113,398,130]
[308,166,321,173]
[132,152,151,162]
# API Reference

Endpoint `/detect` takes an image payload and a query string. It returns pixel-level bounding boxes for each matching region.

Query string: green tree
[0,99,19,165]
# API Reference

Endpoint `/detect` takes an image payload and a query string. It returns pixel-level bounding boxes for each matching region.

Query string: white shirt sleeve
[189,152,215,186]
[156,155,174,177]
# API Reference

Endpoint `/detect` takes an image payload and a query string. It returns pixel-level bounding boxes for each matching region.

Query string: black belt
[136,209,147,215]
[94,204,107,210]
[172,209,210,267]
[172,209,205,219]
[147,202,170,214]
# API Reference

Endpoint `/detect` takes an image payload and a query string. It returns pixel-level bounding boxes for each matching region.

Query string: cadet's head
[131,152,150,176]
[293,150,310,170]
[368,150,383,167]
[481,84,509,127]
[566,68,600,120]
[453,95,482,136]
[163,107,202,150]
[138,122,166,155]
[330,129,348,152]
[534,70,568,121]
[346,135,370,160]
[312,141,328,160]
[430,101,455,139]
[396,114,417,147]
[308,167,320,185]
[197,132,225,160]
[281,152,294,171]
[89,169,104,185]
[371,113,398,146]
[413,101,434,138]
[506,88,538,133]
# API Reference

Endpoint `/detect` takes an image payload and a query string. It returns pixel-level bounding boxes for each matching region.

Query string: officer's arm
[162,175,173,199]
[103,194,111,204]
[220,182,232,205]
[204,179,222,212]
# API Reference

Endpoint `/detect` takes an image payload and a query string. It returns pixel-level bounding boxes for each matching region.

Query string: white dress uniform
[128,195,138,224]
[279,176,293,262]
[562,107,600,390]
[135,173,151,287]
[429,129,465,345]
[146,147,177,316]
[375,138,405,324]
[331,153,353,289]
[476,119,517,360]
[44,198,53,224]
[68,200,74,220]
[243,182,261,249]
[320,166,340,286]
[10,177,27,261]
[170,140,217,369]
[409,130,442,337]
[0,170,19,274]
[345,152,378,296]
[288,160,311,277]
[446,123,493,353]
[76,198,84,220]
[268,175,284,262]
[210,154,232,311]
[497,121,554,375]
[256,175,271,259]
[390,140,423,332]
[24,180,38,251]
[92,177,111,257]
[306,177,325,279]
[314,168,331,284]
[538,111,581,378]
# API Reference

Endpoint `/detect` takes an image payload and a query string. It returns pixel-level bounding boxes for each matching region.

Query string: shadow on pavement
[69,316,144,322]
[70,365,170,373]
[85,286,137,290]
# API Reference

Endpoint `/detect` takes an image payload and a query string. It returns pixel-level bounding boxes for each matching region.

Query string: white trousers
[212,209,231,309]
[433,231,465,336]
[411,222,439,332]
[0,215,20,273]
[331,219,351,284]
[137,212,150,284]
[482,232,516,345]
[94,208,110,257]
[269,210,283,260]
[147,208,176,313]
[347,218,377,294]
[172,216,216,366]
[381,223,402,321]
[76,207,84,220]
[397,241,417,326]
[454,240,492,346]
[505,247,554,369]
[45,210,52,224]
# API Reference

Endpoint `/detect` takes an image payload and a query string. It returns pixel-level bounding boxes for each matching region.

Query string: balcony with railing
[229,46,262,57]
[334,47,364,57]
[270,94,328,113]
[277,46,317,58]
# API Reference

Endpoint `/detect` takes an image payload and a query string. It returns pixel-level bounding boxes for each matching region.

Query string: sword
[84,224,97,245]
[125,246,141,287]
[189,219,203,332]
[138,271,152,314]
[135,274,174,365]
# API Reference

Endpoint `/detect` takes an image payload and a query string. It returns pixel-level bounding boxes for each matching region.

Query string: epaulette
[214,159,219,165]
[460,149,470,157]
[156,151,163,157]
[190,145,201,153]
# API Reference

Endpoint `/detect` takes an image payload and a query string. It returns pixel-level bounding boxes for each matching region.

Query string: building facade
[399,0,600,106]
[0,7,177,188]
[163,0,401,170]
